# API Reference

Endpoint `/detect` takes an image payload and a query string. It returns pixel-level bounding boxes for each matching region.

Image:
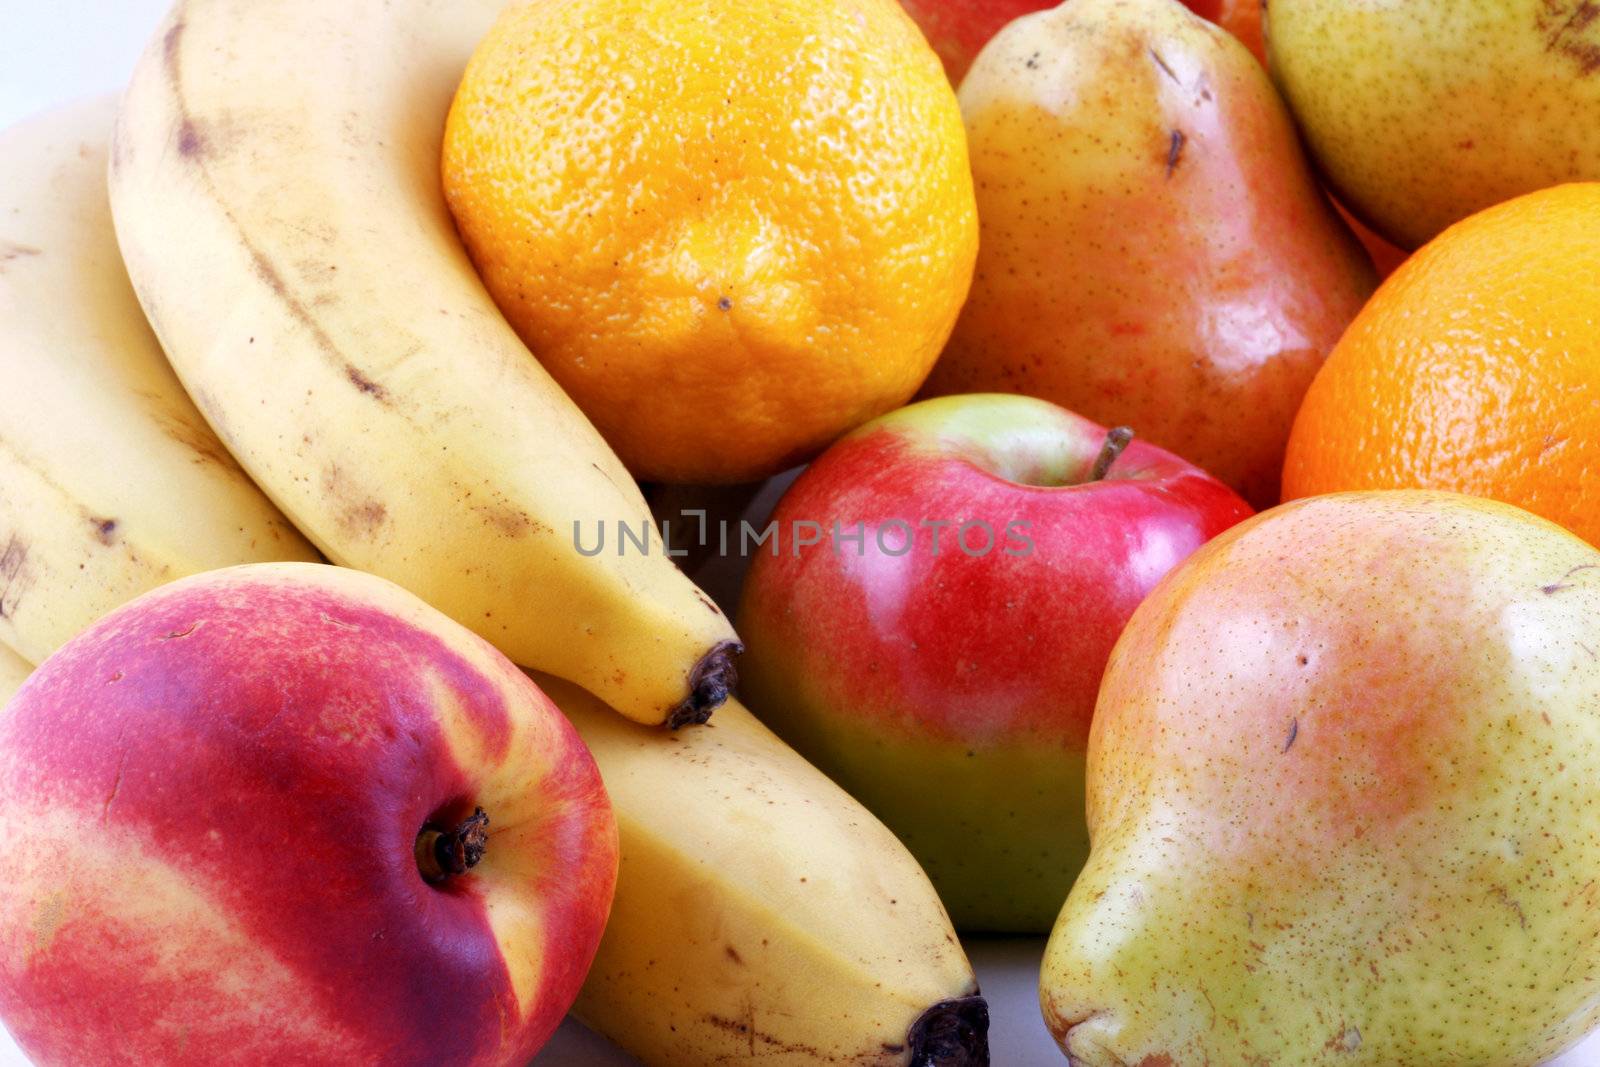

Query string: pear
[1042,491,1600,1066]
[922,0,1375,509]
[1268,0,1600,250]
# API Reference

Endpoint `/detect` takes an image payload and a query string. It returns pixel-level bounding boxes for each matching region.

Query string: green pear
[1042,491,1600,1066]
[1268,0,1600,249]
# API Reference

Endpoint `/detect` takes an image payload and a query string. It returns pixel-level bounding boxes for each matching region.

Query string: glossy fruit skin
[1267,0,1600,250]
[1043,491,1600,1066]
[442,0,977,484]
[898,0,1266,81]
[1284,184,1600,547]
[921,0,1375,509]
[738,394,1251,932]
[0,564,617,1067]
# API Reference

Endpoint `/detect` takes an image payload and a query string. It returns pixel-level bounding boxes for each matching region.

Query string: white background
[1,1,1598,1065]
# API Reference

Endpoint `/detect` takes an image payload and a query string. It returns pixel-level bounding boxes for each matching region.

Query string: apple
[0,563,618,1067]
[898,0,1265,82]
[1042,491,1600,1064]
[736,393,1251,931]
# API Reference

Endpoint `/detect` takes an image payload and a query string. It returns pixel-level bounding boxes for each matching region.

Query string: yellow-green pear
[1043,491,1600,1066]
[1267,0,1600,249]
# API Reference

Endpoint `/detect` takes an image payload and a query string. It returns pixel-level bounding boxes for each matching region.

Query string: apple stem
[1090,426,1135,481]
[416,807,489,884]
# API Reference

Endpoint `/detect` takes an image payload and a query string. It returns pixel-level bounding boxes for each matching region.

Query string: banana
[538,673,990,1067]
[109,0,740,727]
[0,97,318,667]
[0,645,28,706]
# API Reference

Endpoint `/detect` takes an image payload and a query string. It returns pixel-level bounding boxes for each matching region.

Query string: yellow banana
[10,87,982,1066]
[539,674,990,1066]
[0,645,28,705]
[109,0,740,727]
[0,97,318,667]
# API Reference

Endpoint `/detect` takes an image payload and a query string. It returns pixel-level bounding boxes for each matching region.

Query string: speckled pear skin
[923,0,1375,509]
[1042,491,1600,1067]
[1266,0,1600,250]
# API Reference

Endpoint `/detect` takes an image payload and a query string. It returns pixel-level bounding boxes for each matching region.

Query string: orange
[1283,183,1600,543]
[442,0,977,484]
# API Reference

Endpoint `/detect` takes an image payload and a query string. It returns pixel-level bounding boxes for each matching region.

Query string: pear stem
[1090,427,1135,481]
[416,807,489,884]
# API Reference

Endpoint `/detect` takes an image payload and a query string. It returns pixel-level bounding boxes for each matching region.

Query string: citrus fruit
[442,0,978,484]
[1283,183,1600,543]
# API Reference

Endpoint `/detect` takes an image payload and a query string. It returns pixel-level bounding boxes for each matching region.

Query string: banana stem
[666,639,743,729]
[415,807,490,884]
[906,995,990,1066]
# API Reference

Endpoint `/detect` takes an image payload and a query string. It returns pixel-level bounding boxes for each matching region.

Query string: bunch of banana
[109,0,739,728]
[0,97,318,668]
[541,675,989,1067]
[3,14,991,1067]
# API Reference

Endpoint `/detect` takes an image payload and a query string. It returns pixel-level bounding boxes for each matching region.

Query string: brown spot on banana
[0,241,43,273]
[471,503,548,538]
[142,399,251,480]
[159,17,397,412]
[177,119,205,158]
[344,364,389,400]
[162,17,184,66]
[0,536,31,620]
[321,464,390,538]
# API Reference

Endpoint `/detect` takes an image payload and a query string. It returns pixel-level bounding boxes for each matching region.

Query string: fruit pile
[1,0,1598,1064]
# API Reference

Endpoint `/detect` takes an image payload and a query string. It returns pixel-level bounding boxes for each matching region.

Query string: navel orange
[1283,183,1600,543]
[442,0,978,484]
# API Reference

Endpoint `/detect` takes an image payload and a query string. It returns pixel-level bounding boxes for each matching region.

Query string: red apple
[0,563,617,1067]
[737,394,1251,931]
[899,0,1266,82]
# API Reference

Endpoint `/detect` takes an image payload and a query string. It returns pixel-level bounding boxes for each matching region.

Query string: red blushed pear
[1043,492,1600,1065]
[737,394,1251,932]
[0,563,617,1067]
[897,0,1265,83]
[920,0,1375,508]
